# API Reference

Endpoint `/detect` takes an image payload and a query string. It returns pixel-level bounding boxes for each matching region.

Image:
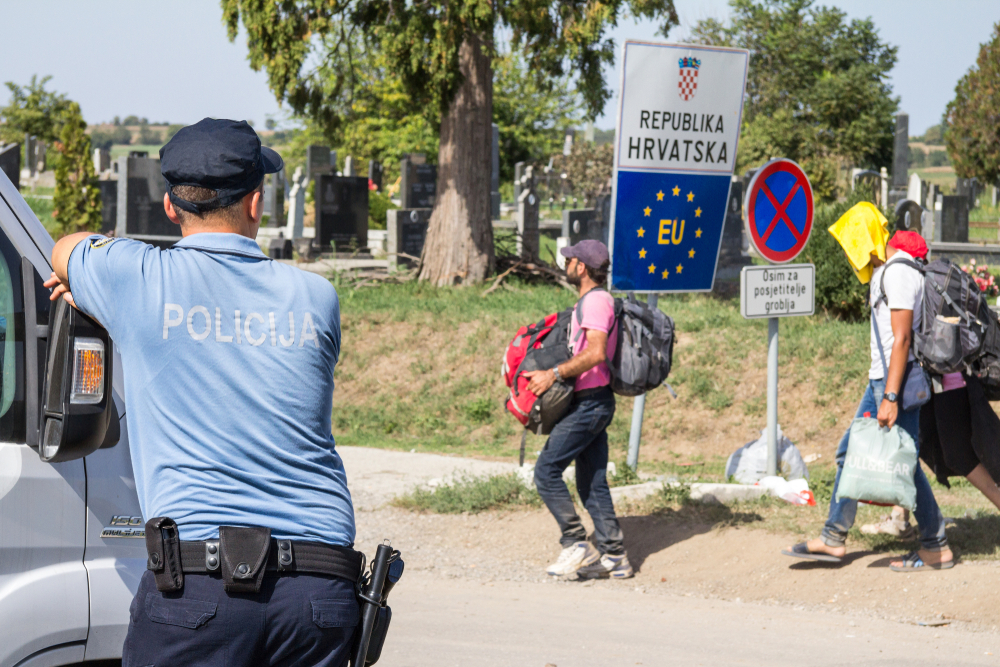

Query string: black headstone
[97,180,117,234]
[563,208,604,245]
[892,113,909,188]
[0,144,20,190]
[116,157,179,246]
[314,175,369,252]
[400,159,438,209]
[720,181,745,260]
[894,199,923,235]
[940,195,969,243]
[368,160,383,190]
[306,145,332,183]
[387,208,430,268]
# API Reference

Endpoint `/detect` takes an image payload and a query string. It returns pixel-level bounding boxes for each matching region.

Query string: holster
[145,517,184,593]
[219,526,271,594]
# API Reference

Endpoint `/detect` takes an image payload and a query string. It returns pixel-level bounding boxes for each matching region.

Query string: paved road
[380,571,998,667]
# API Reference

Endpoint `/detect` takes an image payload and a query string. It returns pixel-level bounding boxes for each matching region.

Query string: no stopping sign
[744,159,814,264]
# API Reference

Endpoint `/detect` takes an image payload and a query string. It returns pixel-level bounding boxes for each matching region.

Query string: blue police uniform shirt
[68,233,355,545]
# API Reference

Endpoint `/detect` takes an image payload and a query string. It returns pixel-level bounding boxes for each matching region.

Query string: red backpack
[502,309,575,462]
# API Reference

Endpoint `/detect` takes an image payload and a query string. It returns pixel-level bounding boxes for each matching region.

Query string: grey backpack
[574,290,675,397]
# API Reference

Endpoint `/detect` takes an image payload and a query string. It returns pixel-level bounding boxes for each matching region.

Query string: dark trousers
[534,387,624,555]
[123,570,358,667]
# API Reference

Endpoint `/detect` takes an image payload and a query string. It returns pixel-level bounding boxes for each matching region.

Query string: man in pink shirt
[524,240,631,579]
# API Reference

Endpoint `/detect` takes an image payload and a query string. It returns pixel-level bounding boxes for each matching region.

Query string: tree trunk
[418,33,495,286]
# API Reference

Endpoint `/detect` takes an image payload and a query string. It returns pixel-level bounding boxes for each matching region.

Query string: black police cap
[160,118,284,214]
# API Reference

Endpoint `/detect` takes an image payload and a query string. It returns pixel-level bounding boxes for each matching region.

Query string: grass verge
[392,472,542,514]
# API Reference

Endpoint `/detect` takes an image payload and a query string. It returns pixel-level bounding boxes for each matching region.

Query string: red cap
[888,230,928,259]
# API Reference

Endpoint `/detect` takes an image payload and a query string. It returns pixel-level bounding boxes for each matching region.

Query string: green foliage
[89,126,132,150]
[920,123,945,145]
[53,102,102,235]
[929,150,950,168]
[368,189,395,231]
[463,397,493,423]
[166,124,184,142]
[138,124,162,145]
[122,115,143,126]
[608,461,641,487]
[797,184,878,321]
[550,140,614,208]
[945,22,1000,184]
[392,472,541,514]
[692,0,899,200]
[0,75,72,144]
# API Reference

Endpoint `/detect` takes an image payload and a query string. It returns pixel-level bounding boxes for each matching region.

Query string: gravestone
[34,142,46,172]
[956,177,979,209]
[0,144,20,189]
[907,173,925,206]
[314,175,369,252]
[386,208,430,269]
[595,193,612,233]
[491,123,501,219]
[24,134,36,177]
[563,208,602,246]
[128,150,148,158]
[97,180,117,233]
[513,161,525,204]
[400,157,437,209]
[368,160,383,190]
[264,170,285,227]
[306,145,332,183]
[892,113,909,190]
[116,156,179,247]
[562,129,574,156]
[717,180,750,278]
[517,166,539,260]
[285,167,306,241]
[93,148,111,175]
[940,195,969,243]
[343,155,356,177]
[894,199,923,235]
[268,235,293,259]
[926,183,940,212]
[992,184,999,208]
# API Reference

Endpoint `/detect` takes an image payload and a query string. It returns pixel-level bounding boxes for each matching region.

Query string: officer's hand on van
[524,369,555,396]
[43,272,77,308]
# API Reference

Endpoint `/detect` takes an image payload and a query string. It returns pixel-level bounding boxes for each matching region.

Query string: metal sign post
[742,158,816,476]
[608,40,749,472]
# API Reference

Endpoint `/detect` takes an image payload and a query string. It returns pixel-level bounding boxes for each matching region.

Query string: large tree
[222,0,677,285]
[945,22,1000,185]
[691,0,898,201]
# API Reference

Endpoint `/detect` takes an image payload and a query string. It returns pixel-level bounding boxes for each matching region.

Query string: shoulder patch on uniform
[90,237,118,249]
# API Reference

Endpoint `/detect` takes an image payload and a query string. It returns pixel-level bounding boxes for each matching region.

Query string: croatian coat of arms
[678,57,701,101]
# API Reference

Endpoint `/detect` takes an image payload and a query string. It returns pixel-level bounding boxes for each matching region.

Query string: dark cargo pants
[122,570,358,667]
[534,387,625,555]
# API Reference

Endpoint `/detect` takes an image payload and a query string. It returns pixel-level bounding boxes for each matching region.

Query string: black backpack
[883,257,1000,398]
[575,290,676,397]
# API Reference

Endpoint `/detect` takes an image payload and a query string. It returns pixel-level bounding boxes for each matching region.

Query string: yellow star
[637,227,646,238]
[639,248,647,259]
[656,191,665,201]
[648,263,656,274]
[687,191,695,202]
[695,207,702,218]
[643,206,651,217]
[676,264,684,274]
[695,228,702,238]
[661,268,670,279]
[672,185,680,196]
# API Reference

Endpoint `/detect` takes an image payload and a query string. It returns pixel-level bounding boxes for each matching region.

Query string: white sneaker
[546,541,600,577]
[578,553,635,580]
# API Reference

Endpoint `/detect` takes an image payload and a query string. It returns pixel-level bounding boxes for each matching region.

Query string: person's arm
[44,232,96,306]
[525,329,608,395]
[876,308,913,428]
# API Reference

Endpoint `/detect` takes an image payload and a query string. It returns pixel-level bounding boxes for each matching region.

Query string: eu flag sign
[610,41,749,293]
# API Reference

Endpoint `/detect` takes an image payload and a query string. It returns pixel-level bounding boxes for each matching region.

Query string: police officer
[46,119,359,666]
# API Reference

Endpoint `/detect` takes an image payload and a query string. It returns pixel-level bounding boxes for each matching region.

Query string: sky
[1,1,997,137]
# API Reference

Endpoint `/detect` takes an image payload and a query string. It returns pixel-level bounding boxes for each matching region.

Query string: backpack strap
[876,257,925,308]
[871,304,890,381]
[573,287,608,344]
[519,430,527,467]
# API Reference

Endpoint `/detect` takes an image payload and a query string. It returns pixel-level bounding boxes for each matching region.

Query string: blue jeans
[822,378,948,552]
[122,571,358,667]
[534,387,624,555]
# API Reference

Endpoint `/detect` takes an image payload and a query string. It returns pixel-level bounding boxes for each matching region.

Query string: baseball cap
[560,239,610,268]
[160,118,284,214]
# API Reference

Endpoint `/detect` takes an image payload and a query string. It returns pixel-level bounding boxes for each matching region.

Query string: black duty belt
[178,538,363,582]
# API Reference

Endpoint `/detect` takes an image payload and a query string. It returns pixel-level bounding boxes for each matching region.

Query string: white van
[0,171,140,667]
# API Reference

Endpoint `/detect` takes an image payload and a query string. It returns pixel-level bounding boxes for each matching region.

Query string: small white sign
[740,264,815,319]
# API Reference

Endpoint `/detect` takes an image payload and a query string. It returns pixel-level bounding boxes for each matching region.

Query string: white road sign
[740,264,815,319]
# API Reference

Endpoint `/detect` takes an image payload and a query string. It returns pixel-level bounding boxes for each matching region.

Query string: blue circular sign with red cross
[744,158,814,264]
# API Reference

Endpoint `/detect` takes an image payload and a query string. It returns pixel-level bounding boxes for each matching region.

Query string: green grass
[392,472,541,513]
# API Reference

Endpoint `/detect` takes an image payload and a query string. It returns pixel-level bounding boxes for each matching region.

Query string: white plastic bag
[725,425,809,484]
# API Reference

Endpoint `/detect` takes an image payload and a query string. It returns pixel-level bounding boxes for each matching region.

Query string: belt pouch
[145,517,184,593]
[219,526,271,594]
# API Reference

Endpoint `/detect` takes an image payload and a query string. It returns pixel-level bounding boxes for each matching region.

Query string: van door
[0,182,90,666]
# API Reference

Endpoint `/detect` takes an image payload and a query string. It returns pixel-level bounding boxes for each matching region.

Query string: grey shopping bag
[835,417,918,511]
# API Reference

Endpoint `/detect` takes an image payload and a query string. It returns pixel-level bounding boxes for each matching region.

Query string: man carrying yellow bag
[781,203,954,572]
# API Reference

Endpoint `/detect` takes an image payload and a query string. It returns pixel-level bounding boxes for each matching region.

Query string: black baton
[352,541,404,667]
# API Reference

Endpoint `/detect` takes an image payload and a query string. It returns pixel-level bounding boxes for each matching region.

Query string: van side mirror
[38,297,116,462]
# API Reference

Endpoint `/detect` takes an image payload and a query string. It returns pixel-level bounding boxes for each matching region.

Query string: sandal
[781,542,843,563]
[889,551,955,572]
